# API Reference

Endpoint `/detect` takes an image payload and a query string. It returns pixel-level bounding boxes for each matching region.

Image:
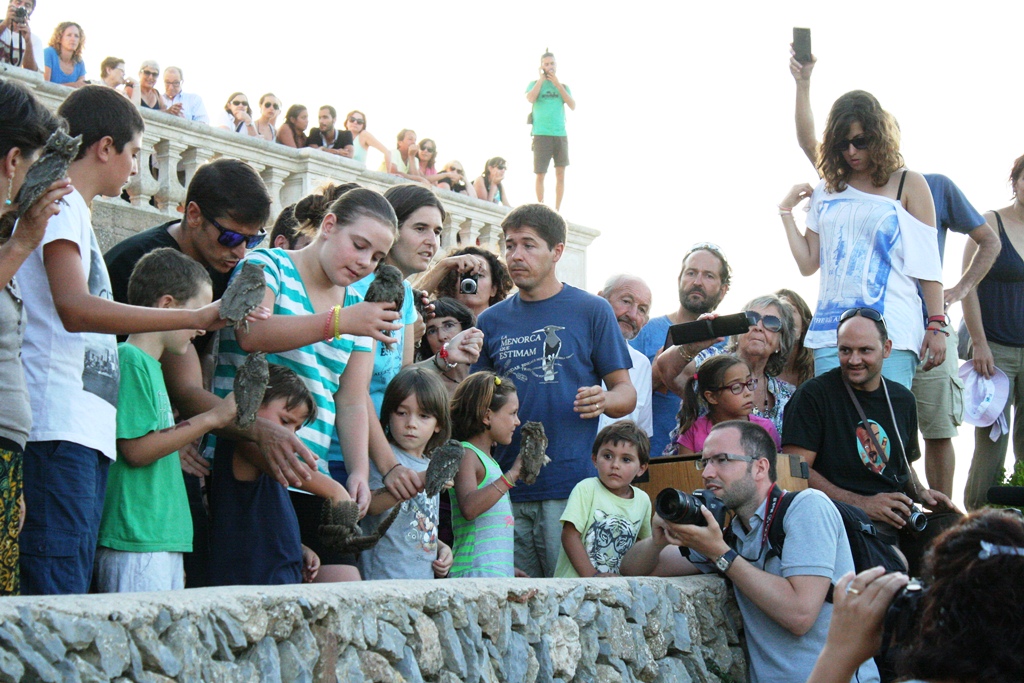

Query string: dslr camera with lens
[655,488,728,529]
[459,272,479,295]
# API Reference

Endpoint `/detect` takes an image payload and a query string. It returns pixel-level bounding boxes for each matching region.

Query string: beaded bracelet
[438,342,458,369]
[322,308,334,342]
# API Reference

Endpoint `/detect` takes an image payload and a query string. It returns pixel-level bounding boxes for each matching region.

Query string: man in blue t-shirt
[473,204,634,577]
[526,51,575,212]
[789,52,1002,497]
[629,243,732,457]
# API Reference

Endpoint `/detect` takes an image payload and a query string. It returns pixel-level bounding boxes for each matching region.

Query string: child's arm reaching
[433,540,452,578]
[233,441,352,505]
[301,545,320,583]
[118,394,236,468]
[561,523,603,578]
[452,447,522,521]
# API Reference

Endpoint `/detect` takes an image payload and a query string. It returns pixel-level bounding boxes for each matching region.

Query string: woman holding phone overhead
[780,63,945,389]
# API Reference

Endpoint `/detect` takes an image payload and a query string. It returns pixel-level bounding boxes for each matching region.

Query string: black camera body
[459,272,479,295]
[13,6,28,21]
[656,488,728,529]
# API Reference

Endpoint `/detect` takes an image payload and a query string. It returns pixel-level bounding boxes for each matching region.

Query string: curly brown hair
[897,509,1024,683]
[818,90,904,193]
[435,246,513,306]
[48,22,85,64]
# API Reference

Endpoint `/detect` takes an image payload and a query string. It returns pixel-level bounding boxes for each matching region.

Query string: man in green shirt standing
[526,50,575,211]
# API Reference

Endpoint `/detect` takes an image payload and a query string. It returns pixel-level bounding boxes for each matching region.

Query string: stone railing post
[258,166,290,220]
[179,146,213,194]
[152,139,187,214]
[124,130,160,209]
[458,217,483,249]
[477,222,503,253]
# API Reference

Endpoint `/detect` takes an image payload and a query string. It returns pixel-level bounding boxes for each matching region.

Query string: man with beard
[598,275,654,436]
[630,243,731,456]
[621,420,881,683]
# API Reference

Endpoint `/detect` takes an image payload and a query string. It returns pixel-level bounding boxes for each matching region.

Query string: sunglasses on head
[348,116,364,124]
[142,70,159,77]
[263,102,280,110]
[834,135,869,152]
[839,307,887,330]
[745,310,783,333]
[231,99,248,107]
[199,207,266,249]
[684,241,725,259]
[709,378,758,395]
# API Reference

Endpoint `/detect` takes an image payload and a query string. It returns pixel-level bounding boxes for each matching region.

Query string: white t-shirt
[804,181,942,354]
[0,27,43,72]
[17,189,119,459]
[599,344,653,436]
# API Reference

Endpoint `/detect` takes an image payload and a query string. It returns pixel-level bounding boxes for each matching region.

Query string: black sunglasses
[834,135,869,152]
[494,164,506,170]
[348,116,364,124]
[421,146,435,153]
[200,208,266,249]
[839,307,887,330]
[745,310,783,333]
[142,69,159,77]
[263,102,280,110]
[231,99,248,107]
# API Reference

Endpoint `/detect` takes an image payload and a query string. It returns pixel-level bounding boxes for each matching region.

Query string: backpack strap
[895,170,908,201]
[764,489,798,562]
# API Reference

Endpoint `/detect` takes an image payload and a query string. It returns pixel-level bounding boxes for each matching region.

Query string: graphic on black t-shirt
[496,324,575,384]
[584,509,638,573]
[855,419,890,474]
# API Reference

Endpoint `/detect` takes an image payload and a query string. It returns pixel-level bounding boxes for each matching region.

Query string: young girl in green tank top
[449,372,523,578]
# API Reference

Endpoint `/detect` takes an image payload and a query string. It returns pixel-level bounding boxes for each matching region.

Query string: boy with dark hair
[96,249,237,592]
[554,420,651,578]
[207,364,323,586]
[16,85,227,595]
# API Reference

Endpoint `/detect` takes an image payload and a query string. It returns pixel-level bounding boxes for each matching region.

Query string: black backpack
[756,487,906,602]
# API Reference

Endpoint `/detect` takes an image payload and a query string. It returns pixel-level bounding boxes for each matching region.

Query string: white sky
[31,0,1022,506]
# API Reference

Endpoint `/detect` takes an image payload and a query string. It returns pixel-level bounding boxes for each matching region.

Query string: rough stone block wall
[0,576,744,682]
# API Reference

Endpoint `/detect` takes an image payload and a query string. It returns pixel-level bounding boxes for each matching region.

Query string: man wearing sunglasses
[622,420,880,683]
[104,160,319,585]
[306,105,353,158]
[162,66,208,124]
[782,310,956,555]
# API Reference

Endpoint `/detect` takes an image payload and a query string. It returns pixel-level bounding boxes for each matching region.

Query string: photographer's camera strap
[842,378,919,499]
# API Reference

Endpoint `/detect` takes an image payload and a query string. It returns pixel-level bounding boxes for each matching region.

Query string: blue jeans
[20,441,109,595]
[813,347,918,389]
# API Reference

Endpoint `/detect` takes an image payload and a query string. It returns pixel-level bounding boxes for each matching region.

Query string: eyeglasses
[839,307,888,330]
[833,135,869,152]
[348,116,364,125]
[231,99,248,107]
[695,453,759,471]
[263,102,280,110]
[745,310,783,333]
[426,320,461,337]
[164,80,181,87]
[142,70,159,77]
[199,207,266,249]
[709,378,758,395]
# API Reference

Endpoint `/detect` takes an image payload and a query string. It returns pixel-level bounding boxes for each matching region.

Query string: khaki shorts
[911,325,965,439]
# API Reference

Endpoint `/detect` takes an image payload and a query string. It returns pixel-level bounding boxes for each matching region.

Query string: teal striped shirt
[213,248,372,472]
[450,442,515,578]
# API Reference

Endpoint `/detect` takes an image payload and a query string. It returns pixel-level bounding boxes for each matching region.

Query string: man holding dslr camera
[621,420,879,683]
[0,0,42,71]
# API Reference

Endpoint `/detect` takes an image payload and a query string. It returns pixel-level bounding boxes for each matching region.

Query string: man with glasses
[598,274,654,436]
[631,243,732,456]
[105,159,319,586]
[622,420,879,683]
[162,66,208,124]
[306,105,353,158]
[526,50,575,211]
[0,0,41,71]
[781,308,955,548]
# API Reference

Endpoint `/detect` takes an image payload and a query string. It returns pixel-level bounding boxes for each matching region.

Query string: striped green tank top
[449,442,515,578]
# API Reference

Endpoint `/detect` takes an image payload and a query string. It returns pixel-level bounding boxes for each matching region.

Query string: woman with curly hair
[778,90,945,389]
[808,508,1024,683]
[416,245,513,319]
[775,287,814,387]
[43,21,85,87]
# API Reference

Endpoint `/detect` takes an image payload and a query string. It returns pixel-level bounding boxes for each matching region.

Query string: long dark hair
[775,288,814,387]
[380,366,452,454]
[481,156,506,198]
[415,297,476,362]
[435,246,513,307]
[450,371,517,441]
[676,354,749,439]
[282,104,307,146]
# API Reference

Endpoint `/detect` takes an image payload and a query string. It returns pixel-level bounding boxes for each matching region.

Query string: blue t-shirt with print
[924,174,986,261]
[473,285,632,502]
[327,272,417,463]
[629,316,678,458]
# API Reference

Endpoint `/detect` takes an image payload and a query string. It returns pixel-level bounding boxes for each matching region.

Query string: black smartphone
[668,312,752,347]
[793,27,812,64]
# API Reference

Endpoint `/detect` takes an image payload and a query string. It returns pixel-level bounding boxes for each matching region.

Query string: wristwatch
[714,549,738,574]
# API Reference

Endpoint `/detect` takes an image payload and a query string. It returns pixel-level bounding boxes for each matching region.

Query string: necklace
[751,373,771,417]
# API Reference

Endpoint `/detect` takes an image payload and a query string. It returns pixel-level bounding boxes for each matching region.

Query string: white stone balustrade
[3,65,600,288]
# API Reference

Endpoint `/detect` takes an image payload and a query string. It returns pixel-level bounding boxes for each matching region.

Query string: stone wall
[0,576,744,682]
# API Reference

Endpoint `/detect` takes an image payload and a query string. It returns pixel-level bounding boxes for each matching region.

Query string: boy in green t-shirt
[555,421,652,578]
[96,248,237,592]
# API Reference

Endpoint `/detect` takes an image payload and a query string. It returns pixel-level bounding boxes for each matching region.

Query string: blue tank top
[977,212,1024,347]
